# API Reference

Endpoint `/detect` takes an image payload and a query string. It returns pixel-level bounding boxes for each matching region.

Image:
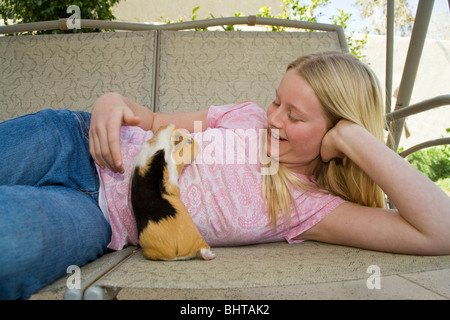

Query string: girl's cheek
[285,127,297,144]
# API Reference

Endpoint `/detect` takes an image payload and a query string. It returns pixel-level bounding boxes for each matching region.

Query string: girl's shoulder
[207,102,267,130]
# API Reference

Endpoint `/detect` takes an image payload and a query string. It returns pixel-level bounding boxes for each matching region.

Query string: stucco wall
[361,35,450,149]
[113,0,282,22]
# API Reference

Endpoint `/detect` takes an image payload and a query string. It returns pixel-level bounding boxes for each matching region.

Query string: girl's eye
[272,101,280,107]
[288,112,301,122]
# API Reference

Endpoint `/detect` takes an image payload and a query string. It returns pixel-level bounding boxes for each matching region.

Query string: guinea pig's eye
[187,139,192,145]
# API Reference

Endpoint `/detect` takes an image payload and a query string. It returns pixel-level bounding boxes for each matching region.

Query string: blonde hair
[263,51,386,227]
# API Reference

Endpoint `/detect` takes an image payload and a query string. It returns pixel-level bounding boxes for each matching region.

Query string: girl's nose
[268,105,285,129]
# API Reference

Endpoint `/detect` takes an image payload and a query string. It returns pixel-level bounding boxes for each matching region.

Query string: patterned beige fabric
[156,31,341,112]
[35,241,450,299]
[0,30,342,121]
[0,31,155,121]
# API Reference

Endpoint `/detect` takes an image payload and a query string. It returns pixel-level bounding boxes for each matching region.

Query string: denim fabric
[0,109,111,300]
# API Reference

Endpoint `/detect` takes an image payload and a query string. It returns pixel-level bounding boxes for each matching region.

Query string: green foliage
[406,144,450,183]
[331,9,367,61]
[256,0,330,31]
[400,129,450,193]
[356,0,415,36]
[408,145,450,195]
[191,6,200,21]
[261,0,368,60]
[0,0,121,34]
[285,0,329,22]
[436,178,450,194]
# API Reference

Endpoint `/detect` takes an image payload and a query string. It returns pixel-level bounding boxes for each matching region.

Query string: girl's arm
[300,120,450,255]
[89,92,208,173]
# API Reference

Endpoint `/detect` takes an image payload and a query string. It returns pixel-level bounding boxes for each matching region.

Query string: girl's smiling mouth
[268,129,287,142]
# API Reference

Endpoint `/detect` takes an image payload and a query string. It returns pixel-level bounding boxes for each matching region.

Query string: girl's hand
[320,119,353,163]
[89,93,141,173]
[89,92,207,173]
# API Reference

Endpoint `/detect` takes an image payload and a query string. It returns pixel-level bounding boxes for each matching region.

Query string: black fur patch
[131,149,177,234]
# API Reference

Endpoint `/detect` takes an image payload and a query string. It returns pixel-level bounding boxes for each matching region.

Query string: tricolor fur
[130,124,215,261]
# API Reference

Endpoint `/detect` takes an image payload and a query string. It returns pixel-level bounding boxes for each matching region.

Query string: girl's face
[266,70,330,175]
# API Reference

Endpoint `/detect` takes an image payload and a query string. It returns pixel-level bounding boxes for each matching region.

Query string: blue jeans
[0,109,111,299]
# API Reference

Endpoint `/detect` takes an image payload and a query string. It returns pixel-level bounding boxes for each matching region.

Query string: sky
[315,0,449,39]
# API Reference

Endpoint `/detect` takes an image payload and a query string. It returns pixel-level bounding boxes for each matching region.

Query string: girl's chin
[264,139,282,160]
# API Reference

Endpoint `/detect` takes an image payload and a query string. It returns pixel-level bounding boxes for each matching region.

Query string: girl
[90,51,449,254]
[1,51,449,299]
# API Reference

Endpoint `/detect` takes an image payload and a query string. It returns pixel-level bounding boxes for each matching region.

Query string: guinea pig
[130,124,215,261]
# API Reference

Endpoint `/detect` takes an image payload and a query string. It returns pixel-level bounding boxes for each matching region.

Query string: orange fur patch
[139,182,210,260]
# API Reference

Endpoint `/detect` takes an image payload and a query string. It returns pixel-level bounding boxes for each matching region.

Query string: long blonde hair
[263,51,386,227]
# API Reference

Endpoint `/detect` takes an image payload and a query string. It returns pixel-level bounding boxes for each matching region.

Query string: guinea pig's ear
[171,129,184,148]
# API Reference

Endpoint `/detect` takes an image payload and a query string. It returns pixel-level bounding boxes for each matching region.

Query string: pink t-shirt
[97,102,345,250]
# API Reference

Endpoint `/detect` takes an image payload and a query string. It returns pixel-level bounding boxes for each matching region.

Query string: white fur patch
[162,248,215,261]
[135,124,179,186]
[197,248,216,260]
